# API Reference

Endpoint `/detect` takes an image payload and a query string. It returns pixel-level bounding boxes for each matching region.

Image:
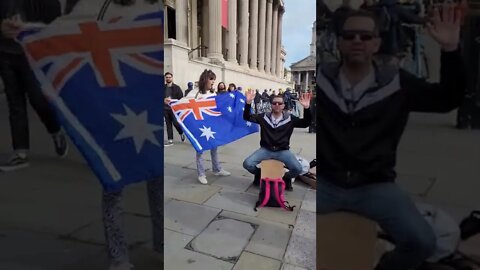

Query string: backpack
[254,177,295,211]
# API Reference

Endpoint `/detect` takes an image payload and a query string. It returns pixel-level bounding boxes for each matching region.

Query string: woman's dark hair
[198,69,216,94]
[217,82,226,90]
[228,83,236,92]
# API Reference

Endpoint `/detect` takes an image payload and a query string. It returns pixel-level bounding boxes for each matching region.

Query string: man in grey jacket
[0,0,68,172]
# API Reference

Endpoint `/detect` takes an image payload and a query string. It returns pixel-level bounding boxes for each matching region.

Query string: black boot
[283,175,293,191]
[253,169,261,186]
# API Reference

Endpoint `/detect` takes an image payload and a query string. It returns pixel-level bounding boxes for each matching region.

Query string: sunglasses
[341,31,376,41]
[272,102,284,105]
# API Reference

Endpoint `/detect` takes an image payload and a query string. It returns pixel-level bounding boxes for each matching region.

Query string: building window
[167,6,176,39]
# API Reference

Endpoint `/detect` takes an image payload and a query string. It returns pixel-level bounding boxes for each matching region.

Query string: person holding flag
[242,89,312,191]
[3,1,164,270]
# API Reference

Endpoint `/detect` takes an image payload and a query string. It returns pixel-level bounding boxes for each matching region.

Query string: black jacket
[244,103,311,151]
[164,83,183,110]
[316,50,466,188]
[0,0,61,54]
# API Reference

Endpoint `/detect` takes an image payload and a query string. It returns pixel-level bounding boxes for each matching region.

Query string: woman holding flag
[167,69,231,185]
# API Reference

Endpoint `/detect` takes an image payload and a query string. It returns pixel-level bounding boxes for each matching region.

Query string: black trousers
[164,109,183,140]
[0,52,60,150]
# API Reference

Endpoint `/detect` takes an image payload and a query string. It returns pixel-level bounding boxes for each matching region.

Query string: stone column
[175,0,188,44]
[227,0,237,63]
[190,0,199,57]
[238,0,249,66]
[207,0,223,60]
[202,1,209,57]
[258,0,267,72]
[305,71,309,91]
[271,3,278,76]
[276,9,284,77]
[265,0,273,74]
[248,0,258,69]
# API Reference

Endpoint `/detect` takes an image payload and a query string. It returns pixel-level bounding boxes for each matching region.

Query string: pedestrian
[163,72,185,146]
[317,7,465,270]
[243,89,312,191]
[216,81,227,94]
[0,0,68,172]
[227,83,236,92]
[184,81,193,97]
[183,69,231,184]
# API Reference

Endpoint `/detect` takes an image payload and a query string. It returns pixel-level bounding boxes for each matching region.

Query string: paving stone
[300,190,315,213]
[164,200,220,236]
[245,220,292,260]
[204,191,259,217]
[257,198,303,225]
[211,174,253,192]
[69,214,152,246]
[281,264,309,270]
[233,252,282,270]
[190,218,255,262]
[284,210,316,270]
[165,178,221,204]
[164,229,194,259]
[0,229,104,270]
[165,249,234,270]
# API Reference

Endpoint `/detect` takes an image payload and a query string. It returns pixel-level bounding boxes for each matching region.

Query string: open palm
[246,89,255,104]
[299,92,312,109]
[427,4,461,51]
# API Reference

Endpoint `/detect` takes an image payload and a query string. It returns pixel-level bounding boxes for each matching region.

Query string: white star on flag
[240,99,245,103]
[229,93,235,98]
[246,121,252,127]
[199,125,216,141]
[227,106,233,112]
[111,104,162,153]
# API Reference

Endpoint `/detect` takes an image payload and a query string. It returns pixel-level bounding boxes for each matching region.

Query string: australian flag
[170,91,259,153]
[17,11,165,192]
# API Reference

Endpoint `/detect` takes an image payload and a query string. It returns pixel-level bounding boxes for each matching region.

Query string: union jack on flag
[18,11,165,192]
[170,92,259,153]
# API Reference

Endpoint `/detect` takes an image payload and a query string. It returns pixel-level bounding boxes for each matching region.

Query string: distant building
[290,21,316,92]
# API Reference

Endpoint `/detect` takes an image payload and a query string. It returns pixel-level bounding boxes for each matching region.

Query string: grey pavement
[163,114,316,270]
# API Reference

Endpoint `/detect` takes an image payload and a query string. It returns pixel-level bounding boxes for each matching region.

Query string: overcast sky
[282,0,316,69]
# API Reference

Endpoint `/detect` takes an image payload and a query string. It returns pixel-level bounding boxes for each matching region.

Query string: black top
[164,83,183,110]
[244,103,311,151]
[316,50,466,188]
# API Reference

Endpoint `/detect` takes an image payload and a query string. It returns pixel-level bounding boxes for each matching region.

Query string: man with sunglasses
[243,90,312,191]
[316,6,465,270]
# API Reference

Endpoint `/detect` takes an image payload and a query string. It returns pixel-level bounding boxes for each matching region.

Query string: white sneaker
[109,262,133,270]
[198,175,208,184]
[213,169,231,176]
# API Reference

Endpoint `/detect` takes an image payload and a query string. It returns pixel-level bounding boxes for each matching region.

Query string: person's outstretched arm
[244,89,260,123]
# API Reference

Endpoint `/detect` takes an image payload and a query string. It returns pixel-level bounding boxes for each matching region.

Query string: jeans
[0,52,60,150]
[243,147,303,178]
[317,179,436,270]
[196,147,222,176]
[102,178,163,265]
[164,109,183,141]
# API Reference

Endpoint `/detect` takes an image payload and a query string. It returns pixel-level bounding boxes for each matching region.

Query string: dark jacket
[244,103,311,151]
[316,50,466,188]
[164,83,183,110]
[0,0,61,54]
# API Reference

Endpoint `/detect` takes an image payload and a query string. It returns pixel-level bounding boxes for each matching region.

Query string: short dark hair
[270,94,285,103]
[164,72,173,77]
[339,10,380,36]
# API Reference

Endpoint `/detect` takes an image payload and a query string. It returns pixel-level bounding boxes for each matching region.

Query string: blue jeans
[317,179,436,270]
[243,147,302,178]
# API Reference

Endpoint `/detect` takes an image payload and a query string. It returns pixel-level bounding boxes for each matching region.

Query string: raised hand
[299,92,312,109]
[426,3,461,51]
[245,89,255,104]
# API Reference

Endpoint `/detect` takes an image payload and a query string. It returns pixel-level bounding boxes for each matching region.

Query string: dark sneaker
[283,175,293,191]
[53,132,68,158]
[164,140,173,147]
[0,154,30,172]
[180,133,186,142]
